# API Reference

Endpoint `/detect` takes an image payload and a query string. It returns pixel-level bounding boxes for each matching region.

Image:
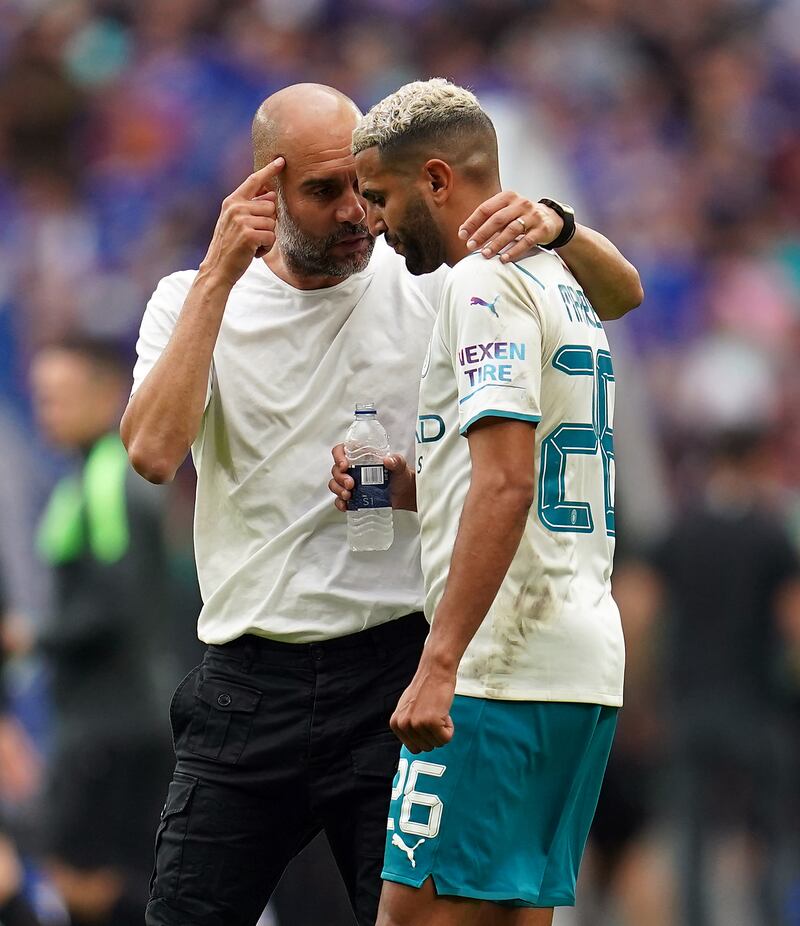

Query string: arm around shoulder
[557,224,643,321]
[456,194,643,321]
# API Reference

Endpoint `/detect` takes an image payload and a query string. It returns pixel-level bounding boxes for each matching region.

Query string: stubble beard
[275,188,374,279]
[394,193,447,276]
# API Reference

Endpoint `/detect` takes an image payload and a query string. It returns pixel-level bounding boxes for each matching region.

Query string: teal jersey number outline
[538,344,615,536]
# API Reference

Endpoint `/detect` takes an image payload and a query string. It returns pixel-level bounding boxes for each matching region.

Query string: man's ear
[424,159,453,204]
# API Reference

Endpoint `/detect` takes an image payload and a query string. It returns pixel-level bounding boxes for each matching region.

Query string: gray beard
[275,190,373,279]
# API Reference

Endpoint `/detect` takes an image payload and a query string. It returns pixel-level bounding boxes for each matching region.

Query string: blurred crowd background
[1,0,800,924]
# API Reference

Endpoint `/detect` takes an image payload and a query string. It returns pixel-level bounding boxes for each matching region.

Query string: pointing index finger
[238,157,285,198]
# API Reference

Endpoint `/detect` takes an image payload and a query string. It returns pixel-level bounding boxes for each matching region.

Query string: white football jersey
[416,249,624,705]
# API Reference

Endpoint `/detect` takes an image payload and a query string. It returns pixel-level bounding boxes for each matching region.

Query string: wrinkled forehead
[281,116,359,185]
[286,145,356,186]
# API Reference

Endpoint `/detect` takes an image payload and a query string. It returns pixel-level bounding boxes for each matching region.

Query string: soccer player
[343,79,626,926]
[123,82,638,926]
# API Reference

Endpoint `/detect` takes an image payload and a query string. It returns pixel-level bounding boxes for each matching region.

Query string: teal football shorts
[382,695,618,907]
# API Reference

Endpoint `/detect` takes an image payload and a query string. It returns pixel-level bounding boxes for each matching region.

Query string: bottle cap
[354,402,377,415]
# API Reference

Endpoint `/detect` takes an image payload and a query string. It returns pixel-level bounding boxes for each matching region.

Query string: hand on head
[201,157,285,287]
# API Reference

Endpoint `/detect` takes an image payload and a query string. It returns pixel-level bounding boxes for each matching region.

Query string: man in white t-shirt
[336,79,626,925]
[122,82,641,926]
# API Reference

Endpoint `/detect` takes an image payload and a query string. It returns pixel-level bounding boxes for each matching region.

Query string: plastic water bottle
[344,402,394,551]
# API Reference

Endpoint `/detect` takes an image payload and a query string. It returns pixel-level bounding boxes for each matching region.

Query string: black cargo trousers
[145,612,428,926]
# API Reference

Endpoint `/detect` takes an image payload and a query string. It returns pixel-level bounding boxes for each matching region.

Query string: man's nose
[335,188,366,225]
[365,203,385,238]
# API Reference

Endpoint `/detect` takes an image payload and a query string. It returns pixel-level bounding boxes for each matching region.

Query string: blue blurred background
[1,1,800,924]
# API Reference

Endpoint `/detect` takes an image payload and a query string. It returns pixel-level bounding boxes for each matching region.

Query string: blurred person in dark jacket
[30,336,174,926]
[0,581,43,926]
[578,554,676,926]
[649,427,800,926]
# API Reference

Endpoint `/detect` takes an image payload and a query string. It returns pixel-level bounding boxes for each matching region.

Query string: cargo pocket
[150,773,197,901]
[352,734,402,779]
[169,666,201,752]
[352,735,402,859]
[187,676,261,764]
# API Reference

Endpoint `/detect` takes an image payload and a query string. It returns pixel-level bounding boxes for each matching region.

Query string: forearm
[425,477,532,672]
[557,224,643,321]
[121,268,231,483]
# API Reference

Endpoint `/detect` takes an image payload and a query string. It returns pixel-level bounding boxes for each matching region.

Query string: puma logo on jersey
[391,834,425,868]
[470,294,500,317]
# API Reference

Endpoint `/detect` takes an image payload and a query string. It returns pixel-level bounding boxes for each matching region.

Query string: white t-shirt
[416,250,624,706]
[132,239,443,644]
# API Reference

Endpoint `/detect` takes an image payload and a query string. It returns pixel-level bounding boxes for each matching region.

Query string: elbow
[625,268,645,313]
[485,473,536,515]
[121,404,183,484]
[124,434,180,484]
[609,265,645,320]
[128,445,178,485]
[511,483,536,515]
[127,444,178,484]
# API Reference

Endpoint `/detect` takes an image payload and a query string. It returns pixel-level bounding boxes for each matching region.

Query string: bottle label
[347,465,390,510]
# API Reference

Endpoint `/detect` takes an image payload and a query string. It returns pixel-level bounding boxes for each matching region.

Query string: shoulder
[371,234,407,265]
[445,252,504,289]
[368,237,439,318]
[505,249,574,293]
[443,251,561,315]
[446,249,566,293]
[368,236,419,287]
[145,269,198,317]
[151,268,198,296]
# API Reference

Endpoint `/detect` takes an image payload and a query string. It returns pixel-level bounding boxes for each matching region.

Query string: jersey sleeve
[443,258,544,436]
[131,270,210,406]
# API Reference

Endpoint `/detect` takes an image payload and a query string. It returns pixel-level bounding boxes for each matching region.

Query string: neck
[443,182,503,267]
[263,245,349,291]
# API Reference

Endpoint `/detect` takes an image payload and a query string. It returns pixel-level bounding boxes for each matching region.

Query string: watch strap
[538,198,576,249]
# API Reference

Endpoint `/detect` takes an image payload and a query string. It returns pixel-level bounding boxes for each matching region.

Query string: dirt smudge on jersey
[461,532,557,693]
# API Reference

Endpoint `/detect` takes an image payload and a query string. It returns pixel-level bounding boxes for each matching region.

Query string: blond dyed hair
[352,78,492,156]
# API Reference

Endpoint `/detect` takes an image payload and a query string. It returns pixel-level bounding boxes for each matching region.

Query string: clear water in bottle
[344,402,394,552]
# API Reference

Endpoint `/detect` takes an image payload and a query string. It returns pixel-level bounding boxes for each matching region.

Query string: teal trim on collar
[511,263,546,290]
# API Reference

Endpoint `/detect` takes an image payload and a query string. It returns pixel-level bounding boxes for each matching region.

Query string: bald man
[121,83,642,926]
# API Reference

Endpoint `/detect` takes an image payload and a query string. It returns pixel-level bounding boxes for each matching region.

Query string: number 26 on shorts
[387,758,446,839]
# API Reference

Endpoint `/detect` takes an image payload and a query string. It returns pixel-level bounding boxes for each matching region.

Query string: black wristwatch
[538,198,576,249]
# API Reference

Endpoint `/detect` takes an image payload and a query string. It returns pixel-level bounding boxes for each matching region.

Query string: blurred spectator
[0,1,797,923]
[0,833,41,926]
[579,555,675,926]
[0,404,51,631]
[30,336,174,926]
[0,580,43,926]
[649,428,800,926]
